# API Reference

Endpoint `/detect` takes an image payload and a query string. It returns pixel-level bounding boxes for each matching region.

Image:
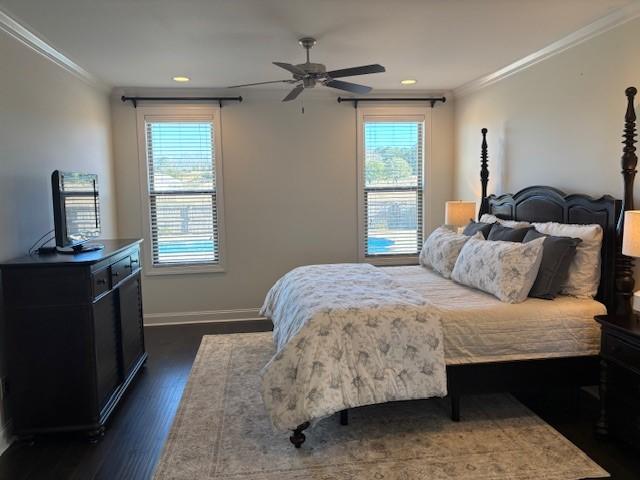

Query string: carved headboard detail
[477,87,637,314]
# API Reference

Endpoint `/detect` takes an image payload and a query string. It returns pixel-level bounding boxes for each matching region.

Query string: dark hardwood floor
[0,321,638,480]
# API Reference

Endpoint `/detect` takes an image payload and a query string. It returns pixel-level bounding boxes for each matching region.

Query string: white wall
[111,89,454,321]
[0,31,117,451]
[454,17,640,208]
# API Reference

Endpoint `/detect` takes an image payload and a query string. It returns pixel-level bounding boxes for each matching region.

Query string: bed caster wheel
[290,421,310,448]
[290,431,305,448]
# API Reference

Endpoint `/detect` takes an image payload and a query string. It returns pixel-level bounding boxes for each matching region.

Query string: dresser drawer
[92,268,110,299]
[603,333,640,374]
[110,256,133,286]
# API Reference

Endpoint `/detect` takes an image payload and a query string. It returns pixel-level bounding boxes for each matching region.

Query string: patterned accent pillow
[419,227,483,278]
[451,236,545,303]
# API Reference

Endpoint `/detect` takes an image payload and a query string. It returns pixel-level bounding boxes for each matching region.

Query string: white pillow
[532,222,603,298]
[480,213,531,229]
[451,236,545,303]
[419,227,482,278]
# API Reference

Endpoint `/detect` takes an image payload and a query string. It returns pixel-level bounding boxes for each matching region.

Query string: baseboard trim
[454,3,640,97]
[144,308,266,326]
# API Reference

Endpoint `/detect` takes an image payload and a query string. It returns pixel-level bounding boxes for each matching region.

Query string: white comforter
[260,263,446,431]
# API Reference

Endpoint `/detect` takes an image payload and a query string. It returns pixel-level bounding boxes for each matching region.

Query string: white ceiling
[0,0,633,91]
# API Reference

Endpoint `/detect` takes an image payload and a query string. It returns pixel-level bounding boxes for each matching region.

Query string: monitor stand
[56,242,105,254]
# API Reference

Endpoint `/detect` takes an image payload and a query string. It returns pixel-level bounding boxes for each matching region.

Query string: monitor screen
[52,171,100,248]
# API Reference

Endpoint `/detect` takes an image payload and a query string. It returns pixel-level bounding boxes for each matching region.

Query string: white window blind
[363,120,424,257]
[144,120,220,266]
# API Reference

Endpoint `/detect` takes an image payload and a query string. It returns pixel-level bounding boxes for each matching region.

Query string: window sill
[144,263,226,276]
[362,255,419,267]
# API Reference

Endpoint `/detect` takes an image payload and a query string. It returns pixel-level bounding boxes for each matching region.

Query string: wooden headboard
[476,87,638,315]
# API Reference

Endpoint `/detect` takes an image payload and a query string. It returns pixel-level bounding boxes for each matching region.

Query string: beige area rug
[153,332,608,480]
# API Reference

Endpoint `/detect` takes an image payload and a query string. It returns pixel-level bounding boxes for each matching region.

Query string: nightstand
[595,314,640,448]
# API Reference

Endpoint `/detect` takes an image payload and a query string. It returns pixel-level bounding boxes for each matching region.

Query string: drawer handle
[131,259,139,264]
[96,278,107,286]
[113,272,120,277]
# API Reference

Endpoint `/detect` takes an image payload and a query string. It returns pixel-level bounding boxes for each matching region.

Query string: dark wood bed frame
[450,87,637,422]
[290,86,638,448]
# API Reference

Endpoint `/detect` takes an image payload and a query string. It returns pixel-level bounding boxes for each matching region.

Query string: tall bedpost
[478,128,490,218]
[615,86,637,315]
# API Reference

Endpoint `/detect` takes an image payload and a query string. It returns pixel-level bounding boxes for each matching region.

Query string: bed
[386,265,605,365]
[262,86,638,448]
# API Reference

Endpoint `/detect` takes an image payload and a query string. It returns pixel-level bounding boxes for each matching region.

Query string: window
[137,106,225,273]
[358,108,426,263]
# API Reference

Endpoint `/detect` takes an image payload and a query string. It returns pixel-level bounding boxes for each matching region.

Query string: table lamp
[445,201,476,232]
[623,210,640,316]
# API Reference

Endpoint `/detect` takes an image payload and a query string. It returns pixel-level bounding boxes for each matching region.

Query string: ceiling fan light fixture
[401,79,417,85]
[173,76,190,83]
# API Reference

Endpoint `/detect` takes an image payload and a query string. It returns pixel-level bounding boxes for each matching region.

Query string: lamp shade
[445,201,476,227]
[623,210,640,257]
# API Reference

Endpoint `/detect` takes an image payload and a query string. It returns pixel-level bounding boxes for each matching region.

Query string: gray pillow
[523,229,582,299]
[487,223,533,242]
[462,220,493,239]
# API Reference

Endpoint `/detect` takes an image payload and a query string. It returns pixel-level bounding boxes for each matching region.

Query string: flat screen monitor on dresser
[51,170,104,253]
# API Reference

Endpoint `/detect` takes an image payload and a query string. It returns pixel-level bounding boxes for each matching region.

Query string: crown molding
[0,8,107,90]
[454,3,640,98]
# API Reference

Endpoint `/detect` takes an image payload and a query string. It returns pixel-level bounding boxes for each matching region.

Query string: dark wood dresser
[595,314,640,449]
[0,239,147,441]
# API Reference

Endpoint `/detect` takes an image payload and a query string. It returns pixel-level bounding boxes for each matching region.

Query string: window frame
[135,104,227,275]
[356,105,431,266]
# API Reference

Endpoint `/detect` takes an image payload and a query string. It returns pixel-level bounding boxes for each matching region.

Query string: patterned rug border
[153,332,609,480]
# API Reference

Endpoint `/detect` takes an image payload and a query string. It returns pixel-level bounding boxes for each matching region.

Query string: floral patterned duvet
[260,263,447,431]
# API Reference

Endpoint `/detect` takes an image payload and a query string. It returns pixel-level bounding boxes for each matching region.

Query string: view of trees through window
[364,121,423,256]
[146,121,219,265]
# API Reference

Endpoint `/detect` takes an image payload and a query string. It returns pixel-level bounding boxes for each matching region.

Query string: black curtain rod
[337,96,446,108]
[121,96,243,108]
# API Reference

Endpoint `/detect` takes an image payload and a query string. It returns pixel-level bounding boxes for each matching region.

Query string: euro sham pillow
[480,213,531,229]
[532,222,603,298]
[462,220,493,239]
[523,229,581,300]
[487,223,533,242]
[419,227,482,278]
[451,236,545,303]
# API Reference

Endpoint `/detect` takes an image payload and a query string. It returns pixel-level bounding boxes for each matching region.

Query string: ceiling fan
[228,37,385,102]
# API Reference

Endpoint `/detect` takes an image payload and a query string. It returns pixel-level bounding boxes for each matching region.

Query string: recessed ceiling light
[173,76,190,83]
[401,79,417,85]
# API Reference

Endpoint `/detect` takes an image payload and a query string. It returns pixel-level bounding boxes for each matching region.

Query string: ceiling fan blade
[324,79,372,94]
[228,79,294,88]
[273,62,306,77]
[325,64,385,79]
[282,84,304,102]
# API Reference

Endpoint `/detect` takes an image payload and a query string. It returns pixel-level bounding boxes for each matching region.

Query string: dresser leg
[17,434,36,446]
[595,358,609,438]
[87,426,105,444]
